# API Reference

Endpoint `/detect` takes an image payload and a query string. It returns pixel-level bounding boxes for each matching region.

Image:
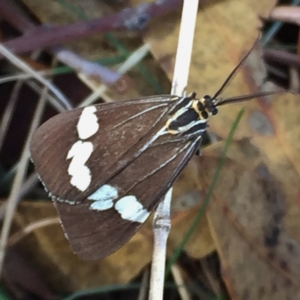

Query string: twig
[137,268,150,300]
[3,0,182,56]
[55,48,123,86]
[79,43,151,106]
[0,49,49,152]
[0,85,49,276]
[0,43,71,110]
[149,189,172,300]
[171,265,191,300]
[289,66,300,91]
[26,80,70,112]
[7,217,59,247]
[264,48,300,68]
[0,81,22,152]
[0,0,36,32]
[0,173,39,220]
[0,0,123,88]
[149,1,199,299]
[262,0,300,45]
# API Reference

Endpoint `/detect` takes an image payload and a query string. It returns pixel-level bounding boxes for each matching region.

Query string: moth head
[194,95,218,119]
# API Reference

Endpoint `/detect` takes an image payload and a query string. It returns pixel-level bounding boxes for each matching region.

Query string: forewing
[31,96,176,203]
[55,132,200,260]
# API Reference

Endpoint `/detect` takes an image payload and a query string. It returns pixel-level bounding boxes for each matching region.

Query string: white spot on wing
[90,200,113,210]
[88,184,119,211]
[115,195,150,223]
[88,184,118,201]
[67,141,93,191]
[77,106,99,140]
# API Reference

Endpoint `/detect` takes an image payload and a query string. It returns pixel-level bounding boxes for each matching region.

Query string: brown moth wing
[55,133,200,260]
[31,96,177,203]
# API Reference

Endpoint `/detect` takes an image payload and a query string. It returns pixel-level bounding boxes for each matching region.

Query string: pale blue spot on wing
[88,184,119,211]
[115,196,150,223]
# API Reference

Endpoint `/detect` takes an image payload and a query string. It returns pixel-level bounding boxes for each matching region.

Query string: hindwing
[55,134,200,259]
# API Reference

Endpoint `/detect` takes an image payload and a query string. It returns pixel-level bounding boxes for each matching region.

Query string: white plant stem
[149,1,199,299]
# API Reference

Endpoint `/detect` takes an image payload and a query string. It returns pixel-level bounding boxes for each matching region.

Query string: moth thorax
[166,107,208,135]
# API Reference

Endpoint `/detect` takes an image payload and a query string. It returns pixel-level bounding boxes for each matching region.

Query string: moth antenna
[217,90,291,106]
[212,33,261,101]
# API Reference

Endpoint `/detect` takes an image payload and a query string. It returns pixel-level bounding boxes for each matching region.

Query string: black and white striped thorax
[165,93,218,136]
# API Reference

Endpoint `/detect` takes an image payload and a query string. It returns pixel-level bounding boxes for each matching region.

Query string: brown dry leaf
[198,139,300,299]
[13,202,152,291]
[169,208,215,259]
[144,0,277,94]
[170,158,215,258]
[200,46,300,298]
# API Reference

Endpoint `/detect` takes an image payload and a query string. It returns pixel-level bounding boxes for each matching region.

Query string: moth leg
[195,138,203,156]
[187,91,197,100]
[195,147,201,156]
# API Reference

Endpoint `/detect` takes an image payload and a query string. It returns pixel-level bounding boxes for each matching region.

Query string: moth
[30,42,281,260]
